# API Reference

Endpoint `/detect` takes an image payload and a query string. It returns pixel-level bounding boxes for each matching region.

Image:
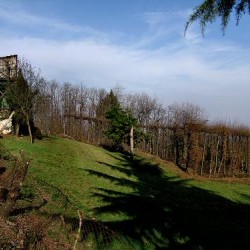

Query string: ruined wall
[0,55,18,80]
[0,55,17,127]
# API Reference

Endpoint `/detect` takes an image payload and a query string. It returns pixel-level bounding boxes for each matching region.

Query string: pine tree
[105,104,138,156]
[185,0,250,35]
[96,90,120,118]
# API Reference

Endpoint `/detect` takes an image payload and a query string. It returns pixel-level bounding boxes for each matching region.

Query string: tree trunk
[130,126,134,159]
[26,118,33,144]
[15,123,20,137]
[214,137,220,175]
[201,133,206,176]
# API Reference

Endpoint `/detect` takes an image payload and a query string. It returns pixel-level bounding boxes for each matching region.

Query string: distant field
[2,135,250,249]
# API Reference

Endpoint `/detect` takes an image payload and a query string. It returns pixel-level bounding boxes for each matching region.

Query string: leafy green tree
[105,105,139,156]
[185,0,250,35]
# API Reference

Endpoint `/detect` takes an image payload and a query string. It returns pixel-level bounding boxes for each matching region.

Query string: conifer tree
[105,102,139,157]
[185,0,250,35]
[96,90,120,118]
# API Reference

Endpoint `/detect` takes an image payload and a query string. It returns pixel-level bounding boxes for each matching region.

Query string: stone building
[0,55,17,132]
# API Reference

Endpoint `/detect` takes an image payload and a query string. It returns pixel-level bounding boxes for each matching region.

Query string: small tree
[5,68,39,143]
[4,58,45,143]
[105,104,139,157]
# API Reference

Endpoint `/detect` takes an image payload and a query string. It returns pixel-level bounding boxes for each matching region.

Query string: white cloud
[1,34,249,125]
[0,4,249,125]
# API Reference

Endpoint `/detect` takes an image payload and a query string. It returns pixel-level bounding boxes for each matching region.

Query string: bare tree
[5,58,45,143]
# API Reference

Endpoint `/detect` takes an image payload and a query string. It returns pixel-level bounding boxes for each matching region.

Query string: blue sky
[1,0,250,125]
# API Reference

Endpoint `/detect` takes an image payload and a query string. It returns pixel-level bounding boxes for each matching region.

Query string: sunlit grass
[2,135,250,249]
[1,136,136,217]
[2,135,250,212]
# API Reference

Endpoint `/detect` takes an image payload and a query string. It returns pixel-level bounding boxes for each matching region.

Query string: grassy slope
[2,135,250,249]
[2,135,137,216]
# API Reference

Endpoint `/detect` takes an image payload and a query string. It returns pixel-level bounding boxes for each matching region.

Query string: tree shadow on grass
[86,153,250,249]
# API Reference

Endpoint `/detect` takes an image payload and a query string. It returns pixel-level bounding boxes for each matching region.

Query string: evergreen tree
[105,104,139,156]
[96,90,120,118]
[185,0,250,35]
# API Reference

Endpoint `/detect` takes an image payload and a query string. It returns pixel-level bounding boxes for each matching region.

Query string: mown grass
[2,135,250,249]
[2,135,136,216]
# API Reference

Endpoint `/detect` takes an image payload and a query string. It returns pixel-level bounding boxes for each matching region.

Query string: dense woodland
[32,80,250,178]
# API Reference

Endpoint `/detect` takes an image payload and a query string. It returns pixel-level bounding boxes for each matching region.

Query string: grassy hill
[1,135,250,249]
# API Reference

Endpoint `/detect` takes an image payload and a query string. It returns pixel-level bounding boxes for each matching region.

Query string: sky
[0,0,250,125]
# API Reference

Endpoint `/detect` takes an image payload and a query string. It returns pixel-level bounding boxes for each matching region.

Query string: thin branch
[73,210,83,250]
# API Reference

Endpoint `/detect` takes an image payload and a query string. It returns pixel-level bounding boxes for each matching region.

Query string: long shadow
[86,153,250,249]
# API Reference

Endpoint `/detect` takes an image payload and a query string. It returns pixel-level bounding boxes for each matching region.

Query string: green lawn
[2,135,137,216]
[2,135,250,249]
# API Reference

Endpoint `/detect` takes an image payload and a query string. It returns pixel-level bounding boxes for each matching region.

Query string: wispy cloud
[0,3,249,124]
[0,2,108,40]
[1,35,249,122]
[139,12,169,28]
[130,11,184,49]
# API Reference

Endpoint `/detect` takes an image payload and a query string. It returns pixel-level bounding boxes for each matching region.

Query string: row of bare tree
[34,81,250,177]
[142,123,249,177]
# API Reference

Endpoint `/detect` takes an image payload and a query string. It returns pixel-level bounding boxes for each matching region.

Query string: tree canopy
[96,90,120,118]
[185,0,250,35]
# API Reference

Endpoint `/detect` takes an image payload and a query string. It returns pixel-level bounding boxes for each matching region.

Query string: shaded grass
[2,135,250,249]
[88,154,250,249]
